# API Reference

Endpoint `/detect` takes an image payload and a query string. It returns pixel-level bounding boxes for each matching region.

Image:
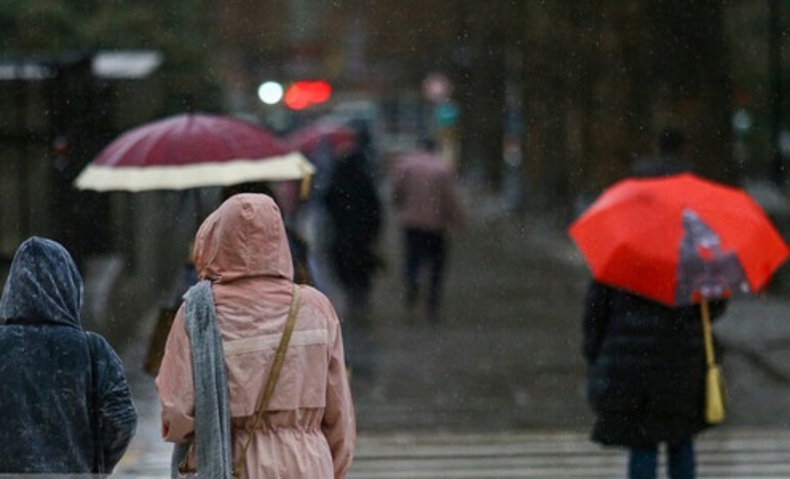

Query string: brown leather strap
[233,284,301,477]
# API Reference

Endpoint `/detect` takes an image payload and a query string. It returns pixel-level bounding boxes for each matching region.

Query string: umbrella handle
[299,160,312,200]
[300,174,312,200]
[701,299,716,366]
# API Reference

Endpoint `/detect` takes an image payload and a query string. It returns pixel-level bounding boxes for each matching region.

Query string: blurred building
[0,51,162,257]
[0,51,164,326]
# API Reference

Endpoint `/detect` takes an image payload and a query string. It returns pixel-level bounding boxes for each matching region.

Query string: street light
[258,81,284,105]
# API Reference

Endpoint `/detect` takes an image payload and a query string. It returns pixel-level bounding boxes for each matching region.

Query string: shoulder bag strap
[232,283,301,477]
[701,298,727,424]
[700,299,715,367]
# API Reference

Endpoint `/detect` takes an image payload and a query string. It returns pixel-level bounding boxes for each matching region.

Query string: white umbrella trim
[74,152,315,192]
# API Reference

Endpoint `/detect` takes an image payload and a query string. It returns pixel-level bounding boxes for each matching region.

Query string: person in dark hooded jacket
[0,236,137,474]
[323,148,383,319]
[323,147,383,378]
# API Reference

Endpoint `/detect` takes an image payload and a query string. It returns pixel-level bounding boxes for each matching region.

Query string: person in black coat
[582,280,726,479]
[323,146,383,378]
[0,236,137,474]
[323,147,383,321]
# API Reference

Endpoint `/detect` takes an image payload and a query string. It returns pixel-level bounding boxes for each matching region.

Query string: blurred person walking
[0,236,137,475]
[582,280,727,479]
[156,194,355,478]
[323,141,383,379]
[390,138,464,322]
[323,145,383,322]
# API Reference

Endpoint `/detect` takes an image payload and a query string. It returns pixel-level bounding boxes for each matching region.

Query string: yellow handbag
[701,300,726,424]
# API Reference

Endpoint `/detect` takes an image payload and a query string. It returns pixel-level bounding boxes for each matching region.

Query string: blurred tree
[521,2,578,216]
[647,0,733,183]
[454,1,510,190]
[0,0,758,207]
[330,0,515,190]
[523,0,733,219]
[0,0,222,264]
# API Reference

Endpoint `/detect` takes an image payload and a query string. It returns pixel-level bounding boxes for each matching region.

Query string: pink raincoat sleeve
[155,307,196,443]
[320,300,356,478]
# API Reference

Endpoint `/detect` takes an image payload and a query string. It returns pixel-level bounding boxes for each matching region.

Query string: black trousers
[402,227,447,315]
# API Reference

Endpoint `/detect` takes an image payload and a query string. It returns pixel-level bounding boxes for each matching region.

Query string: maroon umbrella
[75,113,314,192]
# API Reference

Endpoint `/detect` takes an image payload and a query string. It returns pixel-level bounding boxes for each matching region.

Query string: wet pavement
[107,187,790,475]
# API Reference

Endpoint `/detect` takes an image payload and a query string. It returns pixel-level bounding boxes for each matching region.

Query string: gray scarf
[171,280,233,478]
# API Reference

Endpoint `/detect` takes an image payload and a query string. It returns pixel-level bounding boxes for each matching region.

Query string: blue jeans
[628,439,695,479]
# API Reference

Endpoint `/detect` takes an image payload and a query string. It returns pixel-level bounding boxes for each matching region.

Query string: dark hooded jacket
[582,281,726,448]
[0,237,137,474]
[323,149,383,289]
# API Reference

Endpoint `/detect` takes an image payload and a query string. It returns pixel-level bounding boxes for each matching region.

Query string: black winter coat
[582,281,726,448]
[323,149,383,289]
[0,237,137,474]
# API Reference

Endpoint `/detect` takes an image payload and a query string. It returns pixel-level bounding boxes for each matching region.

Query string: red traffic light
[284,80,332,110]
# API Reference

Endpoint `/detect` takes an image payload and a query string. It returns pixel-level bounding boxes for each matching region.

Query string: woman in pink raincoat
[156,193,356,478]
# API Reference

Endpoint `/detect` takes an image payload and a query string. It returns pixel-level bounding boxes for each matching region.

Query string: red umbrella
[569,173,790,306]
[285,121,357,158]
[75,113,314,192]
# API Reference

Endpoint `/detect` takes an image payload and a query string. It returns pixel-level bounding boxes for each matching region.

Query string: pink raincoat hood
[193,193,293,283]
